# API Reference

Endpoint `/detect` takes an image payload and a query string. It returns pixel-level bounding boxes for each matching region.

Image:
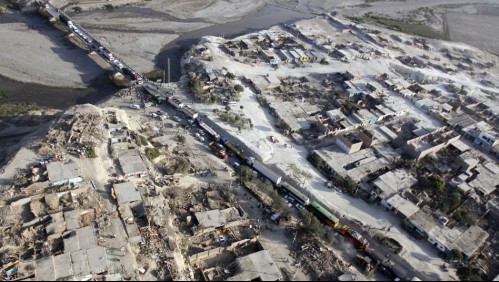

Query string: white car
[129,104,140,110]
[195,133,205,142]
[172,116,181,122]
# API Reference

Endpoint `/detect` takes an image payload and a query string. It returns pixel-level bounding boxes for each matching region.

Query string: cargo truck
[247,157,282,185]
[209,142,228,159]
[339,225,369,250]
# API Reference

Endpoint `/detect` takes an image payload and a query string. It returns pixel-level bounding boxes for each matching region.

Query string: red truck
[209,142,228,159]
[339,225,369,250]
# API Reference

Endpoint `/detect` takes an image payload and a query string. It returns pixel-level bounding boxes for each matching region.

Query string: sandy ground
[0,14,105,87]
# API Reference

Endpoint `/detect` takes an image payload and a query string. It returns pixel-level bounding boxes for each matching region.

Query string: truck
[59,14,70,25]
[247,157,282,186]
[355,253,374,272]
[209,142,228,159]
[195,118,219,139]
[339,225,369,250]
[218,136,246,161]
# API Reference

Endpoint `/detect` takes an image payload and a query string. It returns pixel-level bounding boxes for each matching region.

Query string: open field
[445,10,499,55]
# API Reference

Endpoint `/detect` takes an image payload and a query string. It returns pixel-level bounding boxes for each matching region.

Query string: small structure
[450,225,489,259]
[385,194,420,219]
[227,250,283,281]
[193,207,247,235]
[468,162,499,196]
[405,127,460,160]
[46,161,82,187]
[373,169,418,202]
[336,133,363,154]
[118,149,147,177]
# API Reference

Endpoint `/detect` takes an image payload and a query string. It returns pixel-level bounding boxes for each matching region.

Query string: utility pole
[167,57,171,83]
[163,69,166,84]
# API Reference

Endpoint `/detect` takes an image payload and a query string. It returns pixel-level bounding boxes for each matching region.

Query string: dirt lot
[445,9,499,56]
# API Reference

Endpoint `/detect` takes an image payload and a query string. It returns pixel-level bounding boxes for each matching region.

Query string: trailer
[59,14,70,25]
[195,118,220,139]
[247,157,282,186]
[339,225,369,250]
[209,142,228,159]
[280,182,310,206]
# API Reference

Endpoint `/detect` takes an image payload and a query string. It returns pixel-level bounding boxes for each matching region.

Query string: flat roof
[64,226,97,252]
[451,225,489,257]
[114,182,142,205]
[451,139,471,152]
[469,163,499,195]
[46,161,80,182]
[386,194,420,218]
[118,149,147,175]
[228,250,282,281]
[194,207,241,229]
[374,169,417,199]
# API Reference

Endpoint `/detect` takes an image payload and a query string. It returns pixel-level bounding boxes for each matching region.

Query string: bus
[308,201,340,228]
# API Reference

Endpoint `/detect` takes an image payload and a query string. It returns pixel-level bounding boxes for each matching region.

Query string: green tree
[225,105,231,112]
[236,166,255,183]
[234,84,244,92]
[177,135,186,145]
[145,147,161,160]
[172,157,190,174]
[451,249,464,261]
[428,175,445,193]
[299,210,325,237]
[73,6,82,13]
[240,105,244,110]
[87,147,97,158]
[320,58,329,65]
[189,77,205,99]
[226,72,235,79]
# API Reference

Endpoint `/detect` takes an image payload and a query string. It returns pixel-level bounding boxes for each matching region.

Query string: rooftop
[114,182,142,205]
[118,149,147,175]
[450,225,489,258]
[227,250,282,281]
[195,207,242,229]
[469,163,499,196]
[386,194,420,218]
[373,169,418,199]
[46,161,80,183]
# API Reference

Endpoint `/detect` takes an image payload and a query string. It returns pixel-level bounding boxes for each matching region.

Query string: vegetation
[457,267,486,281]
[137,134,148,146]
[87,147,97,158]
[451,249,464,261]
[276,117,291,133]
[226,72,235,79]
[145,147,161,160]
[217,111,252,129]
[72,6,83,13]
[298,210,325,238]
[319,58,329,65]
[240,105,244,110]
[172,157,190,174]
[0,102,43,117]
[207,56,213,61]
[427,175,445,193]
[452,210,475,225]
[0,89,7,99]
[103,4,114,11]
[236,166,255,184]
[177,135,186,145]
[225,105,231,112]
[234,84,244,92]
[348,13,447,40]
[144,68,164,82]
[188,77,205,101]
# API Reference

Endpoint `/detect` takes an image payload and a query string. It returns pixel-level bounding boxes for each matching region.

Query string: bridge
[35,0,146,86]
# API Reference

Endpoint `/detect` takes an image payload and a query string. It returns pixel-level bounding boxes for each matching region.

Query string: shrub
[234,84,244,92]
[226,72,235,79]
[177,135,186,144]
[137,134,148,146]
[73,6,82,13]
[87,147,97,158]
[428,174,445,193]
[145,147,160,160]
[320,58,329,65]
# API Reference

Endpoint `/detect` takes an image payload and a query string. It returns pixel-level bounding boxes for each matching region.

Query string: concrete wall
[188,237,260,264]
[336,135,362,154]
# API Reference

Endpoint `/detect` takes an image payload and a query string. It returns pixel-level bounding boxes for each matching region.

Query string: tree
[145,147,161,160]
[87,147,97,158]
[234,84,244,92]
[299,210,325,237]
[236,166,255,183]
[451,249,464,261]
[225,105,231,112]
[172,157,190,174]
[226,72,235,79]
[73,6,82,13]
[177,135,186,144]
[428,175,445,193]
[320,58,329,65]
[240,105,244,110]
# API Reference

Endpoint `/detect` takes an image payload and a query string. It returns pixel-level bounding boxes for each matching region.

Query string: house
[46,161,83,187]
[385,194,420,219]
[227,250,283,281]
[118,149,147,177]
[468,162,499,196]
[193,207,247,235]
[405,127,461,160]
[336,133,363,154]
[372,169,418,202]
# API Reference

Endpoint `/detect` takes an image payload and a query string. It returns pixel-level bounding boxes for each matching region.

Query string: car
[172,116,181,122]
[295,203,305,211]
[195,133,205,142]
[197,129,205,136]
[129,104,140,110]
[232,162,240,168]
[270,136,279,143]
[187,120,195,125]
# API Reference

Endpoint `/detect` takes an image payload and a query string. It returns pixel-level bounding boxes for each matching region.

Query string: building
[294,48,310,62]
[336,133,363,154]
[227,250,283,281]
[268,99,321,133]
[113,182,142,206]
[313,143,400,183]
[118,149,147,177]
[468,162,499,196]
[385,193,420,219]
[193,207,248,235]
[353,109,378,125]
[405,127,461,160]
[450,225,489,259]
[46,161,82,187]
[452,151,479,173]
[372,169,418,202]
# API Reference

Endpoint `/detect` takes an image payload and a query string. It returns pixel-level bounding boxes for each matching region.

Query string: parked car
[129,104,140,110]
[270,136,279,143]
[232,162,240,168]
[172,115,181,122]
[195,133,205,142]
